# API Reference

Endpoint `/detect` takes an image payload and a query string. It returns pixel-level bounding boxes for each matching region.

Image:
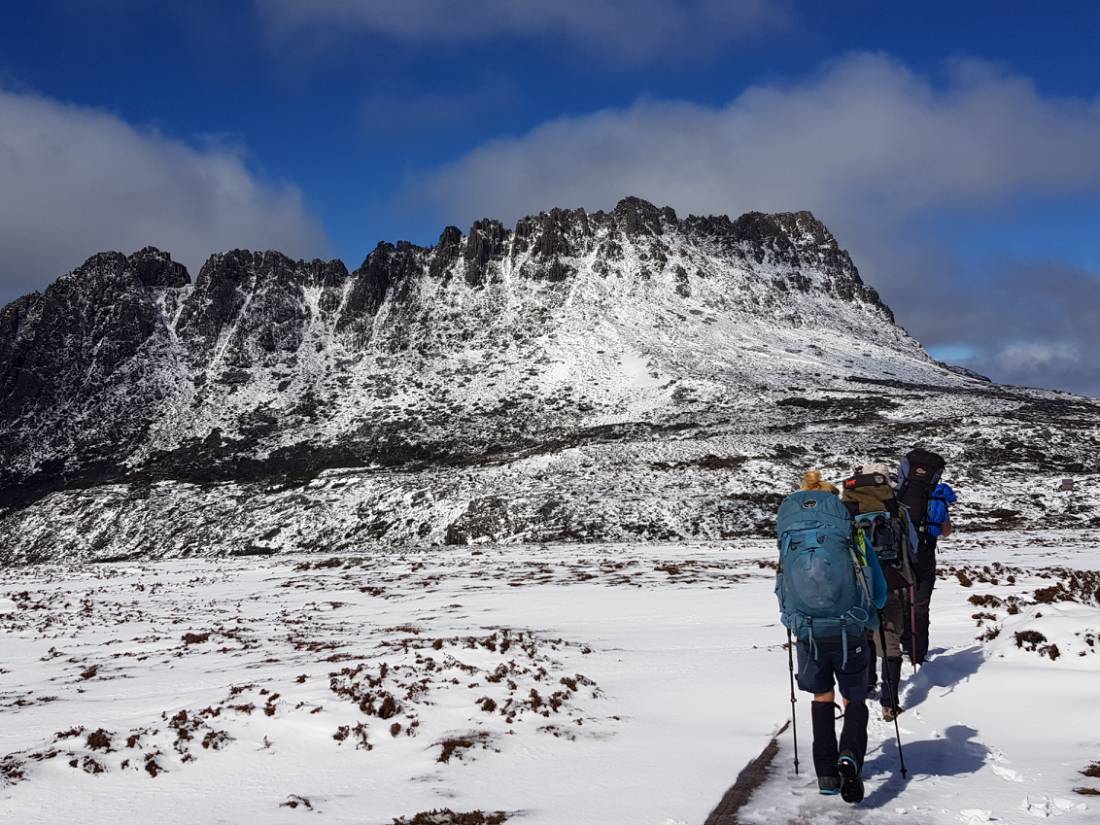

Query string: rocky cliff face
[1,197,1097,562]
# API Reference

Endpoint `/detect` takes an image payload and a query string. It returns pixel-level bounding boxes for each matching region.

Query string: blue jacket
[928,483,957,538]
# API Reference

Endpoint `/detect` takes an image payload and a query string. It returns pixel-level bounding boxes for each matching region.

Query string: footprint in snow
[990,763,1024,782]
[959,809,995,823]
[1020,794,1087,818]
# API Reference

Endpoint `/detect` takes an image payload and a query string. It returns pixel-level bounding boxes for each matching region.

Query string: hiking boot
[882,704,904,722]
[818,775,840,795]
[838,752,864,803]
[838,700,869,778]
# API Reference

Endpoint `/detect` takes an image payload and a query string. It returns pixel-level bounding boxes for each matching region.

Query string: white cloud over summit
[0,88,328,304]
[417,54,1100,227]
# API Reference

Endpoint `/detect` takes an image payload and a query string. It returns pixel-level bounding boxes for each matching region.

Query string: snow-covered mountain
[1,197,1097,562]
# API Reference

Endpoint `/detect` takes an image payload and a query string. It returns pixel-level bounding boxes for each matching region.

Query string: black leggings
[911,573,936,663]
[903,536,938,664]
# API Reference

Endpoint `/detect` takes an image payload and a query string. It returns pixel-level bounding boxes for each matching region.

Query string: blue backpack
[927,482,956,538]
[775,491,877,662]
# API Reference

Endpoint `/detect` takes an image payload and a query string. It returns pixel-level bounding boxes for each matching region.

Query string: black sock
[839,700,869,769]
[810,700,838,778]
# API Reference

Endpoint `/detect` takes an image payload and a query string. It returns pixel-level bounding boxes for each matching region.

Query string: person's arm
[941,517,953,538]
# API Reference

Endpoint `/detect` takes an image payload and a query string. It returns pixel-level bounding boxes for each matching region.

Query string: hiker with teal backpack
[775,470,889,803]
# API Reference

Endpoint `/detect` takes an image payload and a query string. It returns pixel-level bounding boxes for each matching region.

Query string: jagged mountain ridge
[1,197,1097,562]
[2,197,907,494]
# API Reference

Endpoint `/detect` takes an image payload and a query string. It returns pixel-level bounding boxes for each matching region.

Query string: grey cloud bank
[0,88,329,305]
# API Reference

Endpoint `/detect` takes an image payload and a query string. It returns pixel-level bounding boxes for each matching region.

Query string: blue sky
[2,1,1099,394]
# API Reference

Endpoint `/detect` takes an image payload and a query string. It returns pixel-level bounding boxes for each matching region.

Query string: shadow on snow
[902,644,985,710]
[861,725,988,808]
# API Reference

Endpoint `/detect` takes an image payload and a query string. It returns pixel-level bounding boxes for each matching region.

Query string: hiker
[910,477,956,664]
[776,473,888,803]
[841,466,918,722]
[896,449,953,666]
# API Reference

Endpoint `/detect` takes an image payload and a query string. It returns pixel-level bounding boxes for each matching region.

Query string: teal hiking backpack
[775,490,877,664]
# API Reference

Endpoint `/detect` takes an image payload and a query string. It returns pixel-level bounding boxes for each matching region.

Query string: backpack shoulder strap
[848,544,873,608]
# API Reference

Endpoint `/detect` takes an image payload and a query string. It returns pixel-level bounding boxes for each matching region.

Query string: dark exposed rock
[430,226,463,282]
[513,208,590,264]
[338,243,392,340]
[937,361,993,383]
[0,252,179,494]
[544,259,574,282]
[612,196,667,236]
[674,265,691,298]
[337,242,427,346]
[0,251,162,419]
[464,219,507,287]
[176,250,347,367]
[445,496,513,545]
[0,293,44,392]
[175,251,254,365]
[129,247,190,289]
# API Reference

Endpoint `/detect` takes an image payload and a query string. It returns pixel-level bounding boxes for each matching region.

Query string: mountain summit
[0,198,1095,561]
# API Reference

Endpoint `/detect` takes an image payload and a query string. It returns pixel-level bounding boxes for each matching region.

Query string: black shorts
[795,635,871,701]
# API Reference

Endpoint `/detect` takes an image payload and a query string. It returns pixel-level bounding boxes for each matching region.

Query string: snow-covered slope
[1,197,1098,561]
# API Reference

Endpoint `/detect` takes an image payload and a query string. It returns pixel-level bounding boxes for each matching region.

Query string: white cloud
[415,54,1100,229]
[995,342,1082,373]
[255,0,788,59]
[0,88,329,304]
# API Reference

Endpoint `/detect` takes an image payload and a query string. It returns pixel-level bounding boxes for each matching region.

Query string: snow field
[0,533,1097,824]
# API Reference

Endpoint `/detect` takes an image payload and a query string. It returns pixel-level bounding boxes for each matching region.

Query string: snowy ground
[1,532,1097,825]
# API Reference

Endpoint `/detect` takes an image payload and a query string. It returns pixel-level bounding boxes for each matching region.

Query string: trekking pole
[877,612,908,779]
[786,627,800,775]
[907,584,919,669]
[901,509,921,671]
